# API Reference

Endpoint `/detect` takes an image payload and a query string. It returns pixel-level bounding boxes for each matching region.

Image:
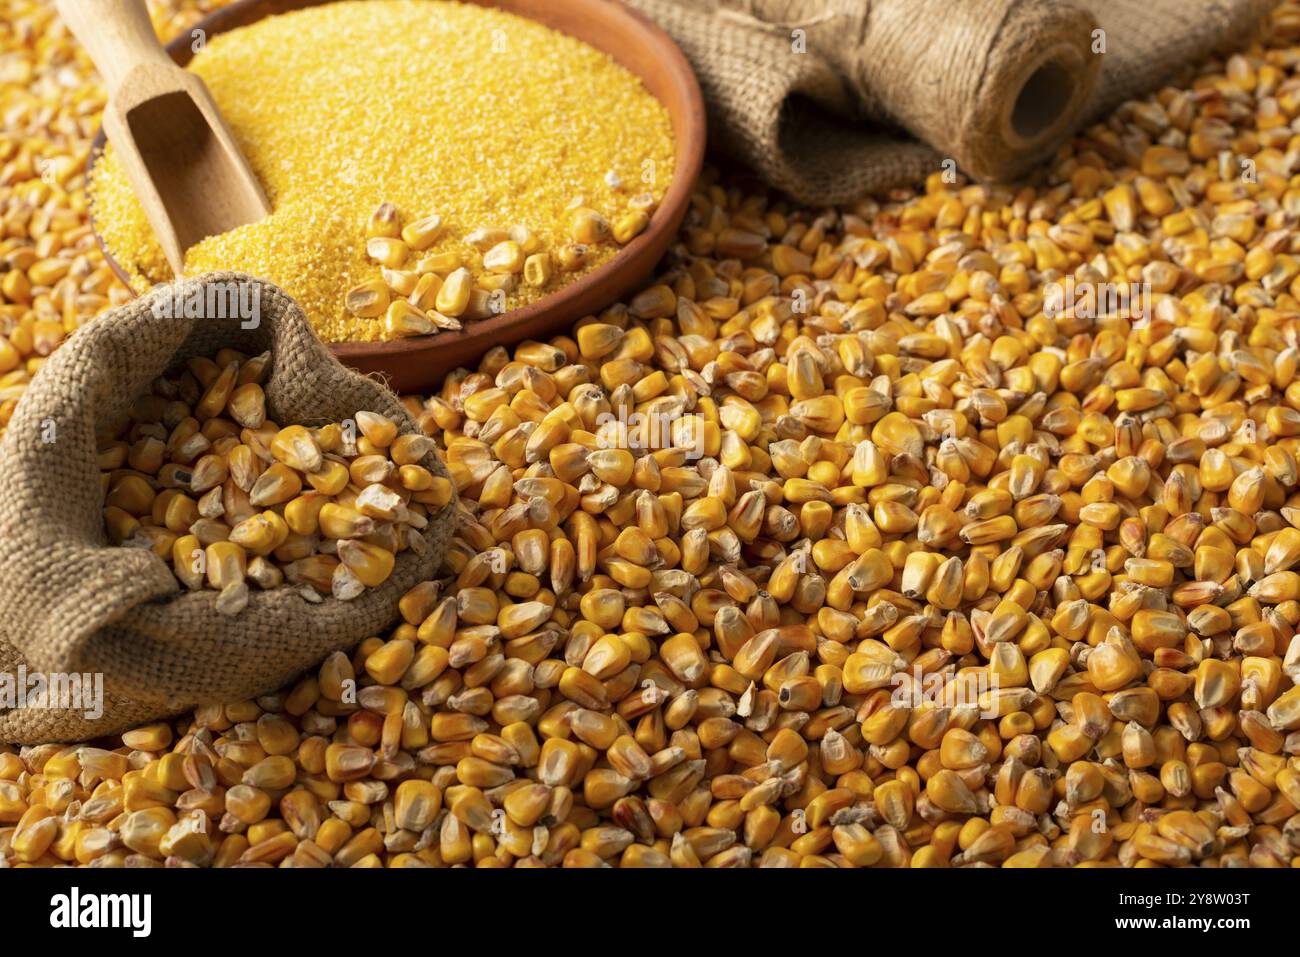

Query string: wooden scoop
[57,0,270,276]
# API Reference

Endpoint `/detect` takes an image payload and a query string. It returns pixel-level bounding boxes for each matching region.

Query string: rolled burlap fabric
[625,0,1274,205]
[0,273,456,743]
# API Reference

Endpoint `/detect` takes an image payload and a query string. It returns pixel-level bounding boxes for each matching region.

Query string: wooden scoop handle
[56,0,176,96]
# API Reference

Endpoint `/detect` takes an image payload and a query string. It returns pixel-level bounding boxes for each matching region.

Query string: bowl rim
[86,0,706,369]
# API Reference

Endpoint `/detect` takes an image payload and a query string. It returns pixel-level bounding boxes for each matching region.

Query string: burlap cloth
[626,0,1276,205]
[0,273,455,743]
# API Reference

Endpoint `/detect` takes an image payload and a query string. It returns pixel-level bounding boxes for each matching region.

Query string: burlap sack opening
[626,0,1274,206]
[0,272,455,743]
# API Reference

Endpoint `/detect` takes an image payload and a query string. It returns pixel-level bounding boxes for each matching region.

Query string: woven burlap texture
[0,273,455,743]
[625,0,1274,206]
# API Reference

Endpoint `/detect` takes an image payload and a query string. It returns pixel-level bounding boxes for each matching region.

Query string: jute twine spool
[626,0,1273,205]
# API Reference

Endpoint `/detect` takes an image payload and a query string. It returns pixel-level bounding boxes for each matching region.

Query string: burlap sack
[0,273,456,743]
[625,0,1275,206]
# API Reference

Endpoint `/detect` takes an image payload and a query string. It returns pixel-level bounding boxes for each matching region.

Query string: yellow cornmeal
[90,0,675,343]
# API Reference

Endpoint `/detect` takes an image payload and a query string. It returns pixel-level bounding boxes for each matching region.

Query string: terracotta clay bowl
[89,0,706,393]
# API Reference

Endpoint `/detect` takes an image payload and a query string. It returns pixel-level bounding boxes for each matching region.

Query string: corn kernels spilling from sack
[100,348,453,613]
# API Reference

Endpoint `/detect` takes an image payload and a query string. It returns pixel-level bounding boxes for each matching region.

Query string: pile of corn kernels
[100,350,454,614]
[343,200,656,340]
[3,0,1300,867]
